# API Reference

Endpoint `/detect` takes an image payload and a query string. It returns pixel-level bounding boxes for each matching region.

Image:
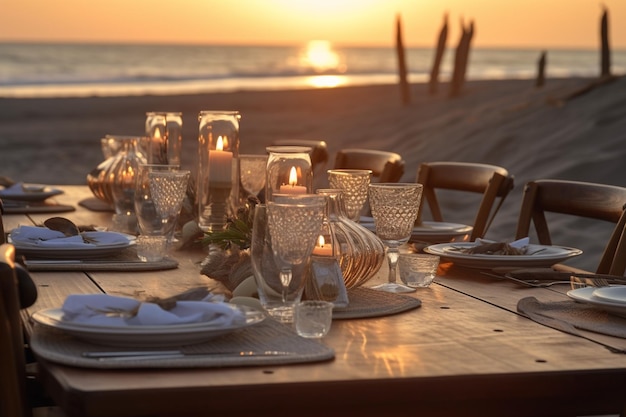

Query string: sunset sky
[2,0,625,49]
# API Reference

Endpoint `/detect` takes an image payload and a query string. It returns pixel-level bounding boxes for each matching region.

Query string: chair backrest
[0,199,5,244]
[333,148,405,183]
[515,179,626,275]
[0,243,31,417]
[416,161,515,241]
[270,140,329,172]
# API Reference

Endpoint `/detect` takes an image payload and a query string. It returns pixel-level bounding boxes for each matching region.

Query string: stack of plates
[32,305,265,347]
[567,286,626,318]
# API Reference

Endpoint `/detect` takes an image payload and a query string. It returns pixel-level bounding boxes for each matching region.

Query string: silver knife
[83,350,296,361]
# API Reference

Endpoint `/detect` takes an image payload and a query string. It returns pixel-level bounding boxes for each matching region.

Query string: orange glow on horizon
[0,0,625,49]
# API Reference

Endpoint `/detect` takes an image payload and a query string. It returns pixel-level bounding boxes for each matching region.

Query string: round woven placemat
[333,287,421,320]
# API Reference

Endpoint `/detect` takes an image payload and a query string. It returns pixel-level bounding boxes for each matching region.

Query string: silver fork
[481,272,575,288]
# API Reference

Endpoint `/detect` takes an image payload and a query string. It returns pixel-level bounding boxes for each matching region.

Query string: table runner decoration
[333,287,421,319]
[517,296,626,353]
[30,318,335,369]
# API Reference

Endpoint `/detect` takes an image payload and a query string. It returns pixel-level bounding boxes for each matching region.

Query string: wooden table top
[10,186,626,417]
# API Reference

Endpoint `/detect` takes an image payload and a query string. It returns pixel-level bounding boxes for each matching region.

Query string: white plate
[424,242,582,268]
[591,285,626,304]
[32,305,266,347]
[567,286,626,318]
[361,219,472,243]
[0,184,64,201]
[10,231,135,259]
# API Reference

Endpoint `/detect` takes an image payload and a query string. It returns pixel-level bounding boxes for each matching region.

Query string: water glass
[295,301,333,338]
[398,253,440,288]
[134,164,189,261]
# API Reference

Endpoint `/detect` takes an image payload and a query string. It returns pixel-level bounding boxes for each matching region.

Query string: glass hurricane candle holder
[197,111,241,232]
[145,112,183,166]
[265,146,313,202]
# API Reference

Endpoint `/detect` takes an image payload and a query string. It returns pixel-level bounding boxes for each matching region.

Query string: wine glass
[368,183,423,293]
[327,169,372,222]
[239,154,268,198]
[265,195,326,322]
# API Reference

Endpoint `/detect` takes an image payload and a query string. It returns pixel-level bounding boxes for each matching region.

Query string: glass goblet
[239,154,268,198]
[265,196,326,322]
[327,169,372,222]
[368,183,423,293]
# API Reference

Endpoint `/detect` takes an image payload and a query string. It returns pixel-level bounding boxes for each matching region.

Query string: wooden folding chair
[515,179,626,275]
[416,161,514,241]
[1,243,31,417]
[333,148,405,183]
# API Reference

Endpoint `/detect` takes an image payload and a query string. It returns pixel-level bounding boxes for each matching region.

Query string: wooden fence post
[396,14,411,105]
[428,13,449,95]
[600,7,611,78]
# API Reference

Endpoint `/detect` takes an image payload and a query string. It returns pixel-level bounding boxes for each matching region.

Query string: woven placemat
[517,296,626,353]
[3,202,76,214]
[79,197,115,212]
[30,318,335,369]
[333,287,421,319]
[22,248,179,272]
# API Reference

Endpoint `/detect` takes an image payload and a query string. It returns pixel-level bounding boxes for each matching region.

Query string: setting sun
[300,40,345,73]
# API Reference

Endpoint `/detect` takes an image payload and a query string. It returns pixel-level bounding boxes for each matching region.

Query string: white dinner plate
[32,304,266,347]
[360,218,472,243]
[0,184,64,201]
[591,285,626,304]
[423,242,582,268]
[567,286,626,318]
[10,231,135,259]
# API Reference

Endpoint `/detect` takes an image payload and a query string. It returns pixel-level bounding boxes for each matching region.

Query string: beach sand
[1,76,626,271]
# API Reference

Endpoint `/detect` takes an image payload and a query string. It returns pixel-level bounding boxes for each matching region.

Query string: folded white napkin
[61,294,245,327]
[10,226,130,248]
[0,182,48,195]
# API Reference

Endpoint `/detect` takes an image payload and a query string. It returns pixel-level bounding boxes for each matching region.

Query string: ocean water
[1,42,625,98]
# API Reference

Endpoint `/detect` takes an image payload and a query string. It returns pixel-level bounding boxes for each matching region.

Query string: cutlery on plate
[501,269,626,284]
[83,350,296,361]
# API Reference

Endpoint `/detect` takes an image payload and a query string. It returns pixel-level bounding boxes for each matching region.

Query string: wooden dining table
[8,186,626,417]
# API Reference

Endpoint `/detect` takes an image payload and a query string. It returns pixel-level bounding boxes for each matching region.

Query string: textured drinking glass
[295,301,333,338]
[261,196,325,322]
[251,205,304,322]
[368,183,423,293]
[134,164,188,261]
[145,112,183,166]
[239,154,268,198]
[327,169,372,222]
[197,111,241,232]
[398,253,440,288]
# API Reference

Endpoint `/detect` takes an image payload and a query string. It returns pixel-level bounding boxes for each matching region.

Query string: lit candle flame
[154,128,162,139]
[317,235,325,247]
[216,136,224,151]
[288,166,298,186]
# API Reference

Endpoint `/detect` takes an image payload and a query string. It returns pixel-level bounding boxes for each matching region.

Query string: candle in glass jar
[279,166,307,194]
[312,235,333,256]
[209,136,233,186]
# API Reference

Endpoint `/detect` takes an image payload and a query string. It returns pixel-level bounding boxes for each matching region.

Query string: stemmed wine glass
[368,183,423,293]
[327,169,372,222]
[239,154,268,198]
[265,195,326,322]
